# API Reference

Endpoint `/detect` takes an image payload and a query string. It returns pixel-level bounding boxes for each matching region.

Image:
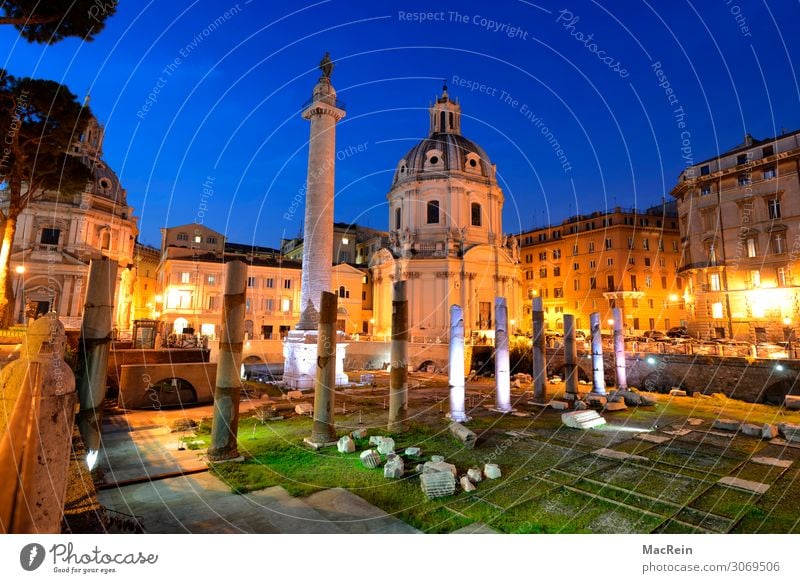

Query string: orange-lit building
[671,131,800,342]
[514,204,687,335]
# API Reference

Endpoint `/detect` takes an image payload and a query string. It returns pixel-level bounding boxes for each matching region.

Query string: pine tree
[0,0,117,44]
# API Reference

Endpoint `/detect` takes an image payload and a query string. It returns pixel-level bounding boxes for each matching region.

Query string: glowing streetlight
[669,294,679,302]
[783,317,792,326]
[14,265,25,274]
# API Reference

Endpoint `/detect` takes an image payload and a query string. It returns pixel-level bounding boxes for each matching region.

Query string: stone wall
[117,362,216,409]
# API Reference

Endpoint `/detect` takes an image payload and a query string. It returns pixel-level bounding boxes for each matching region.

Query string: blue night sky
[2,1,799,249]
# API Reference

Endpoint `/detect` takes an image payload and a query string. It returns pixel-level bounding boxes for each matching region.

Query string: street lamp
[13,265,25,324]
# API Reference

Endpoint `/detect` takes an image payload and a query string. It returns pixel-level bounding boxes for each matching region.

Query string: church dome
[87,159,127,205]
[392,84,495,187]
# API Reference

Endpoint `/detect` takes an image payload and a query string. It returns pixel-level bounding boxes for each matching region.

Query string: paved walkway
[96,407,423,534]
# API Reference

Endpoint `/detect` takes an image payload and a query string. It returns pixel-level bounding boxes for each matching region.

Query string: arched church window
[395,207,401,230]
[471,203,482,227]
[338,286,350,299]
[440,111,446,132]
[100,231,111,250]
[427,200,440,224]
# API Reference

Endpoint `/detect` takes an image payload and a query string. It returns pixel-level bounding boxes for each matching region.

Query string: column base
[303,437,338,450]
[282,330,349,389]
[446,412,472,423]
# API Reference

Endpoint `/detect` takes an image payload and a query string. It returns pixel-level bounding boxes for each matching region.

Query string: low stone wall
[118,362,216,409]
[107,348,210,393]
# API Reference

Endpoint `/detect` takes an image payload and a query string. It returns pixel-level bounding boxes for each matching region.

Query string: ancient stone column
[590,311,606,395]
[563,314,578,397]
[532,296,546,402]
[388,281,408,432]
[494,296,512,412]
[208,260,248,462]
[283,55,348,389]
[449,304,468,422]
[612,307,627,390]
[309,291,338,445]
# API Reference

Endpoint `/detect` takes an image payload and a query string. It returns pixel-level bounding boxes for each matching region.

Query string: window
[573,244,579,255]
[768,198,781,219]
[701,185,711,196]
[630,275,637,289]
[627,237,634,249]
[589,277,597,290]
[588,242,595,253]
[606,257,613,266]
[427,200,440,224]
[539,267,548,278]
[539,251,547,261]
[738,174,751,186]
[645,275,653,288]
[709,273,721,291]
[245,298,252,312]
[471,203,482,227]
[661,276,667,289]
[607,275,615,290]
[605,238,612,250]
[642,239,650,251]
[644,257,651,267]
[648,299,654,309]
[40,228,60,245]
[207,236,217,244]
[338,285,350,299]
[750,269,761,288]
[177,232,188,241]
[207,296,217,310]
[247,276,256,288]
[180,272,191,284]
[772,232,787,254]
[763,145,774,157]
[525,254,532,263]
[658,239,664,252]
[193,234,202,243]
[589,260,597,269]
[525,270,533,280]
[700,164,710,176]
[553,249,561,260]
[702,211,716,231]
[672,240,679,252]
[281,298,292,313]
[746,237,757,258]
[265,278,274,288]
[362,291,366,300]
[395,207,401,230]
[554,287,564,298]
[659,258,666,267]
[573,262,579,271]
[706,242,717,263]
[207,274,217,285]
[573,279,580,291]
[737,153,748,165]
[553,266,561,277]
[777,267,788,287]
[712,302,724,319]
[284,279,292,289]
[265,299,274,312]
[763,166,776,180]
[628,257,635,265]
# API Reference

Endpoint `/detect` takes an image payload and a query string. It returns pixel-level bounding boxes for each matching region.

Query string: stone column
[449,304,469,422]
[494,296,512,412]
[612,307,627,390]
[309,291,338,445]
[563,314,578,397]
[208,260,247,462]
[590,311,606,395]
[388,281,408,432]
[532,297,546,402]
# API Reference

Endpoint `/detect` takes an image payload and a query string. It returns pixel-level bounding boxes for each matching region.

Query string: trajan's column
[283,53,348,389]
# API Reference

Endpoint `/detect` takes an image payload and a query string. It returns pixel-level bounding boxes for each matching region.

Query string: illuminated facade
[156,224,367,338]
[515,204,686,335]
[671,131,800,342]
[4,115,137,331]
[370,85,521,340]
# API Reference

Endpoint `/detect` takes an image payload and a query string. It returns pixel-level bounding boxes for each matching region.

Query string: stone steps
[562,410,607,429]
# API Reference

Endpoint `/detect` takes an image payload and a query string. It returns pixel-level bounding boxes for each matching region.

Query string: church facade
[370,87,521,341]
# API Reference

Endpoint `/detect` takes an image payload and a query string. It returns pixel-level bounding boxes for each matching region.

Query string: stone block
[762,424,778,439]
[740,423,762,438]
[780,423,800,443]
[423,460,458,478]
[337,435,355,454]
[688,418,704,426]
[460,476,476,492]
[785,396,800,410]
[360,449,381,469]
[430,455,445,463]
[350,428,368,440]
[404,447,422,457]
[294,403,313,415]
[384,455,404,479]
[377,437,396,455]
[369,435,384,446]
[574,400,587,410]
[549,400,570,410]
[586,394,607,407]
[614,389,655,407]
[669,389,687,397]
[484,463,502,479]
[636,433,670,444]
[420,469,456,499]
[467,468,483,483]
[561,410,606,430]
[718,476,770,494]
[449,422,477,449]
[285,390,304,400]
[751,456,792,468]
[712,419,741,432]
[593,448,648,462]
[604,401,627,412]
